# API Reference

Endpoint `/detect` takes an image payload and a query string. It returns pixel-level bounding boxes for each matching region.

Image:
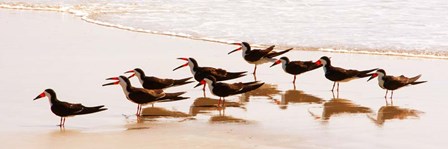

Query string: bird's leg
[331,82,336,91]
[202,84,206,91]
[62,117,66,127]
[151,103,154,107]
[385,97,389,105]
[58,117,63,127]
[293,75,296,84]
[136,105,140,116]
[384,90,389,99]
[337,83,340,93]
[390,91,394,99]
[253,65,257,75]
[218,97,222,107]
[140,104,143,115]
[222,98,226,107]
[203,90,206,98]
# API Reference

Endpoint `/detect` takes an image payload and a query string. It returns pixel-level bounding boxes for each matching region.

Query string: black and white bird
[270,56,322,84]
[195,75,264,107]
[173,57,246,91]
[102,76,188,116]
[228,42,292,75]
[33,89,107,127]
[367,69,426,99]
[315,56,377,92]
[125,68,193,89]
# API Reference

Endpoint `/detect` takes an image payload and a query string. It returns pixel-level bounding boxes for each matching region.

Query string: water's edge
[1,3,447,60]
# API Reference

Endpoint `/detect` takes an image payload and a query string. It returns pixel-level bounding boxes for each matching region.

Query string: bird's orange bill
[270,60,281,67]
[177,57,188,61]
[228,47,242,55]
[33,92,46,100]
[367,73,378,81]
[106,77,119,80]
[127,73,136,78]
[173,58,189,71]
[102,81,119,86]
[314,60,322,66]
[124,70,134,73]
[173,63,188,71]
[194,80,206,88]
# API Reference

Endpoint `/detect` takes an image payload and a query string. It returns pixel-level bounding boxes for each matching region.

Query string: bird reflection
[189,97,244,116]
[275,89,325,110]
[368,104,422,126]
[309,97,372,120]
[239,83,281,102]
[209,113,248,123]
[140,107,191,118]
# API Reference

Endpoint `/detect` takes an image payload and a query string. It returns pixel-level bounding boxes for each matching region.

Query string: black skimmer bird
[102,76,188,116]
[195,75,264,107]
[228,42,292,75]
[173,57,246,91]
[315,56,377,92]
[125,68,193,89]
[367,69,426,99]
[33,89,107,127]
[270,56,322,85]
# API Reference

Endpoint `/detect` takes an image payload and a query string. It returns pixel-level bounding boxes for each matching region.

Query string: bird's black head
[119,76,131,85]
[134,68,145,76]
[44,89,56,96]
[279,57,290,63]
[34,88,56,100]
[315,56,331,66]
[194,75,217,88]
[377,69,386,75]
[189,57,199,67]
[241,42,251,49]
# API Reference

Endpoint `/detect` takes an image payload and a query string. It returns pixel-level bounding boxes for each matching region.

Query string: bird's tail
[236,83,265,94]
[409,75,427,85]
[357,68,379,78]
[266,48,293,58]
[173,77,194,86]
[221,71,247,80]
[78,105,107,115]
[159,92,189,102]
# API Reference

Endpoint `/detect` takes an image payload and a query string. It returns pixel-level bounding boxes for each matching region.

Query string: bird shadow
[273,89,325,110]
[367,102,423,126]
[239,83,281,102]
[308,96,373,121]
[189,97,245,116]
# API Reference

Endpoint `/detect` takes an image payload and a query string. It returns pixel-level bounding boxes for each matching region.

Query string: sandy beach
[1,9,447,148]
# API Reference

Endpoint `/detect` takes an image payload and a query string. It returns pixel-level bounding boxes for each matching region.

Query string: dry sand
[1,9,447,148]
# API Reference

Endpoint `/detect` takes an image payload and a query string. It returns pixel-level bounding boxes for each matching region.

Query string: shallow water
[1,9,447,148]
[2,0,448,58]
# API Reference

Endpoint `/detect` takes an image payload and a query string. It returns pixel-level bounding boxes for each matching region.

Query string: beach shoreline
[1,8,447,149]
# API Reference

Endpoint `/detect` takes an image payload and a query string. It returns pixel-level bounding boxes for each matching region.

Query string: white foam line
[2,2,448,60]
[318,48,448,59]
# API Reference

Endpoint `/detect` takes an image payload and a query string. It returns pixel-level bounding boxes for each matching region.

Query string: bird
[270,56,322,86]
[367,69,426,99]
[228,42,292,75]
[102,76,188,116]
[315,56,377,92]
[194,75,264,107]
[173,57,246,91]
[33,89,107,127]
[125,68,193,89]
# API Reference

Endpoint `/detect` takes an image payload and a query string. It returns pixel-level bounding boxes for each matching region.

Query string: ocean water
[2,0,448,59]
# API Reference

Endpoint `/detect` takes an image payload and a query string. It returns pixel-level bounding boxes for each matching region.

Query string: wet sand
[1,9,447,148]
